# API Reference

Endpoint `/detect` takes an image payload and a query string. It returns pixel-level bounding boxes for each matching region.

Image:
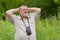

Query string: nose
[25,10,28,12]
[24,11,27,13]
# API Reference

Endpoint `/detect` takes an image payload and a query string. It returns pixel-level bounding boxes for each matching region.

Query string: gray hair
[19,5,28,11]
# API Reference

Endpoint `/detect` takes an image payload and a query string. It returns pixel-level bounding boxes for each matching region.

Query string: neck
[21,16,27,20]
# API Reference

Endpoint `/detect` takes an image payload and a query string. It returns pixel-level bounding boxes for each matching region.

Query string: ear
[18,8,21,13]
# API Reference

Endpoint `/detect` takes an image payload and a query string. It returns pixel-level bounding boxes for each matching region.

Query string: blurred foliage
[0,0,60,20]
[54,0,60,4]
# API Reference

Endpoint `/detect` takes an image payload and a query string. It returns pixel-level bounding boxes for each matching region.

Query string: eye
[22,9,25,11]
[26,9,28,10]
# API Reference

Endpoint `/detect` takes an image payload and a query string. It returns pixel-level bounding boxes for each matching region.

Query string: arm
[28,7,41,20]
[6,8,19,23]
[28,7,41,14]
[6,8,19,16]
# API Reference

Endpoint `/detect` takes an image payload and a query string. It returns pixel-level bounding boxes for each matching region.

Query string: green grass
[0,20,15,40]
[36,17,60,40]
[0,14,60,40]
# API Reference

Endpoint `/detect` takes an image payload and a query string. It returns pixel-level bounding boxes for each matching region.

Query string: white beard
[23,13,28,17]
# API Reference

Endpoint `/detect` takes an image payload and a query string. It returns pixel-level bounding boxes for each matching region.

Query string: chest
[14,16,35,27]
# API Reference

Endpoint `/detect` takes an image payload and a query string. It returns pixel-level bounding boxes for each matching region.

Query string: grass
[0,14,60,40]
[0,20,15,40]
[36,17,60,40]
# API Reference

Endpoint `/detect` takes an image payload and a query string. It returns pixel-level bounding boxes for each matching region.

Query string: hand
[16,8,20,12]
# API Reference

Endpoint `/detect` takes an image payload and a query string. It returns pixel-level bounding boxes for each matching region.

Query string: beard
[24,13,28,16]
[22,13,28,17]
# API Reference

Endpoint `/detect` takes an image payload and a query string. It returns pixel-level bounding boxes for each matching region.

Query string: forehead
[20,6,28,9]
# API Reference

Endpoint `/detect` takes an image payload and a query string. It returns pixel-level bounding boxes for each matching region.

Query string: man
[6,5,41,40]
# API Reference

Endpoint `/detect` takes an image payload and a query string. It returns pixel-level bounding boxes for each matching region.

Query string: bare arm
[28,7,41,14]
[6,8,19,16]
[6,8,19,23]
[28,7,41,20]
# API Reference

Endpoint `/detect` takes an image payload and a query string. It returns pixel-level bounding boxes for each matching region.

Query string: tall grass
[0,15,60,40]
[36,16,60,40]
[0,20,15,40]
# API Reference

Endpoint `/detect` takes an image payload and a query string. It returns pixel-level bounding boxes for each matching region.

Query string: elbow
[6,10,11,16]
[37,8,41,13]
[6,11,9,15]
[6,11,9,14]
[6,11,9,16]
[38,8,41,12]
[40,8,41,12]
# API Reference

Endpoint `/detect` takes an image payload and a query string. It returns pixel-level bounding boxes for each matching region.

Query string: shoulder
[29,12,38,17]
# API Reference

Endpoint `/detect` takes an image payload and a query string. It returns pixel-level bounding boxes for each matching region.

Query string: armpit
[30,12,40,21]
[34,12,40,20]
[6,15,16,24]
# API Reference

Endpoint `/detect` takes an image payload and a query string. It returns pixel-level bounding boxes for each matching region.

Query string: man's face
[19,6,29,17]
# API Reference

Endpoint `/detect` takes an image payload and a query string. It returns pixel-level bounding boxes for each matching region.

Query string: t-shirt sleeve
[30,12,40,20]
[6,14,16,24]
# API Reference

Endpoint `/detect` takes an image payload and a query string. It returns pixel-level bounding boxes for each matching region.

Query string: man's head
[18,5,29,17]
